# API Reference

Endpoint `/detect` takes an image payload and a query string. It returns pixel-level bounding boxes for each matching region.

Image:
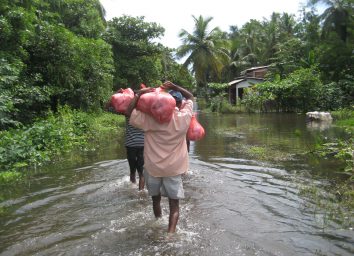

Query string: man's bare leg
[168,198,179,233]
[130,171,136,183]
[152,195,162,218]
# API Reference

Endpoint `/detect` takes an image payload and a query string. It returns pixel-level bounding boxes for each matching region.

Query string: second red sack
[187,114,205,141]
[110,88,134,114]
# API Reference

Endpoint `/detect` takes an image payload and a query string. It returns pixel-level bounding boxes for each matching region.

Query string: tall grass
[0,106,124,183]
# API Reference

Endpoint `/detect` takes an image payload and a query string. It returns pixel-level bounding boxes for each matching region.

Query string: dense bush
[0,106,124,173]
[0,0,113,129]
[242,67,323,113]
[104,15,165,89]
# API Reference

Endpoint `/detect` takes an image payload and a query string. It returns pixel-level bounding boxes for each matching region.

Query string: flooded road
[0,113,353,255]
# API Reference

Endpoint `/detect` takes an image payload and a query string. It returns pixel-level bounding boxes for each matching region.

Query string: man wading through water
[126,81,193,233]
[105,90,145,191]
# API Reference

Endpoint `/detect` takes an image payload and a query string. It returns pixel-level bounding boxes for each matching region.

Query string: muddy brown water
[0,113,353,256]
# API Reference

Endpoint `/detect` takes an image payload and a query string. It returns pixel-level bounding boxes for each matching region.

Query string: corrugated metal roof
[240,66,269,76]
[228,77,264,86]
[228,78,245,85]
[241,65,269,73]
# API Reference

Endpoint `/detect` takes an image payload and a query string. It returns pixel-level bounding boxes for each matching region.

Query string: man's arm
[125,87,154,117]
[161,81,194,101]
[125,93,140,117]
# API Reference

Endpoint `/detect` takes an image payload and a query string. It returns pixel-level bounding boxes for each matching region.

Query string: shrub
[0,106,124,173]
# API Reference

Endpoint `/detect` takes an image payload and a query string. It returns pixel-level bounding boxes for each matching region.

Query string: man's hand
[135,87,155,96]
[126,87,154,117]
[161,81,194,100]
[161,81,177,91]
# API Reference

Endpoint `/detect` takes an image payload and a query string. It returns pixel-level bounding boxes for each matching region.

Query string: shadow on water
[0,113,353,256]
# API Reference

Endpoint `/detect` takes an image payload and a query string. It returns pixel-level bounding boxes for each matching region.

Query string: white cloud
[100,0,307,49]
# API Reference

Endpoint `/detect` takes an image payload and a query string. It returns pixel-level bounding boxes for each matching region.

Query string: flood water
[0,113,353,256]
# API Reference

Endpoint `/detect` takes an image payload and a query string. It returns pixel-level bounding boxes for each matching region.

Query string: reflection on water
[306,120,333,131]
[0,113,353,256]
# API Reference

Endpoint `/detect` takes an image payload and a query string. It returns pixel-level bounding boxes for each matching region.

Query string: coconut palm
[176,15,229,90]
[262,12,297,64]
[308,0,353,42]
[236,19,264,66]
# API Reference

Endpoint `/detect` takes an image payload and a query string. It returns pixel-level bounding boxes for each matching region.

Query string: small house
[228,66,268,104]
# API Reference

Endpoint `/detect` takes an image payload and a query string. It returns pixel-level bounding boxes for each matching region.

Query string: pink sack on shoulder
[137,87,176,123]
[151,90,176,123]
[136,88,156,114]
[111,88,134,114]
[187,114,205,141]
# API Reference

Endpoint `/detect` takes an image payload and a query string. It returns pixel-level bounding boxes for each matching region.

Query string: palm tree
[262,12,297,64]
[308,0,353,42]
[176,15,229,91]
[279,13,296,38]
[236,19,264,67]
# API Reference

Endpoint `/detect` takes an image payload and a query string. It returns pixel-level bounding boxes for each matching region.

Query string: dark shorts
[126,146,144,174]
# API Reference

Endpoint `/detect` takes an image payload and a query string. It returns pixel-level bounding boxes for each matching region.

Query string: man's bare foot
[130,174,136,183]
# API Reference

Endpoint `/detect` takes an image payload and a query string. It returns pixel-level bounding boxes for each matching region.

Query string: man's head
[169,90,183,106]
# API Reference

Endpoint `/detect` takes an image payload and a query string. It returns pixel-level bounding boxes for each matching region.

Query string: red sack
[151,91,176,123]
[187,114,205,141]
[136,88,156,114]
[137,87,176,123]
[110,88,134,114]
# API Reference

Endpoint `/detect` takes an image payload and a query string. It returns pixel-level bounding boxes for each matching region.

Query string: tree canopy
[0,0,113,127]
[1,0,353,129]
[176,15,229,90]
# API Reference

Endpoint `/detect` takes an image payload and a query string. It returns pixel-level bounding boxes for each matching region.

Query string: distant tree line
[175,0,353,113]
[1,0,353,130]
[0,0,193,130]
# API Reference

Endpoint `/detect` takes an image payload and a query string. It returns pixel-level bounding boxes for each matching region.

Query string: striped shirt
[125,116,144,147]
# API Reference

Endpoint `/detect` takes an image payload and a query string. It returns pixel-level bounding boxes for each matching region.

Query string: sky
[99,0,309,49]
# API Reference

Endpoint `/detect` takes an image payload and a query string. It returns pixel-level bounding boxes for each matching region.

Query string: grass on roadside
[0,106,125,185]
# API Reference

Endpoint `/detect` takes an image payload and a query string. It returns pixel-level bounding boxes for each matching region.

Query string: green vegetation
[318,108,353,175]
[0,0,114,128]
[215,111,353,226]
[0,0,192,181]
[332,108,354,124]
[298,183,353,229]
[0,0,352,220]
[206,83,238,113]
[184,3,353,221]
[176,16,229,91]
[241,144,292,162]
[299,108,354,226]
[0,171,22,184]
[176,1,353,113]
[0,0,193,132]
[242,67,325,113]
[2,0,352,120]
[0,106,124,184]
